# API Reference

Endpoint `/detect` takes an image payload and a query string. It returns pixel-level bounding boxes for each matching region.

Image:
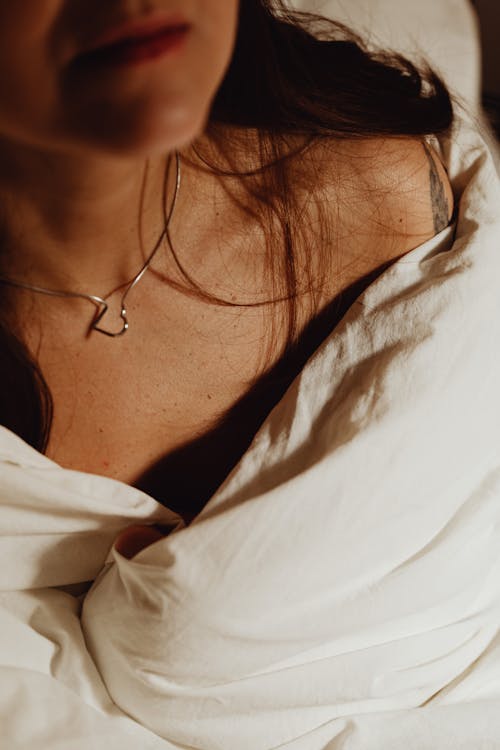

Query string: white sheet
[1,106,499,749]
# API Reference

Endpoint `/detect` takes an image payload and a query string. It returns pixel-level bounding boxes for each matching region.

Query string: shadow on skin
[114,524,167,559]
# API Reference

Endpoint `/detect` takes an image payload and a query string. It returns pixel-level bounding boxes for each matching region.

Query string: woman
[0,1,452,523]
[2,2,500,749]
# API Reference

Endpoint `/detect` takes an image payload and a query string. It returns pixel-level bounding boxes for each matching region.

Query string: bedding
[1,105,500,749]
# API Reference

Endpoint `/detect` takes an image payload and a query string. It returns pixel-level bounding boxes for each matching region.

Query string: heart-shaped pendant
[90,301,129,337]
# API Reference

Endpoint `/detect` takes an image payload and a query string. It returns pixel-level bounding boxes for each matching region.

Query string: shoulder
[303,134,455,268]
[356,136,455,243]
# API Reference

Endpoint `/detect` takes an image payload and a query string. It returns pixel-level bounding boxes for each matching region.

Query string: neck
[0,140,174,295]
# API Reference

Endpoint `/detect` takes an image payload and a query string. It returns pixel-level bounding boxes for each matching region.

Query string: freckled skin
[0,3,455,533]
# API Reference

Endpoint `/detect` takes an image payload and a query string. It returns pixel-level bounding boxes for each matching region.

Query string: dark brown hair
[0,0,454,453]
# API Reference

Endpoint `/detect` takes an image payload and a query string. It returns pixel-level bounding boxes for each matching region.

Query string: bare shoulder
[303,135,455,267]
[355,135,455,242]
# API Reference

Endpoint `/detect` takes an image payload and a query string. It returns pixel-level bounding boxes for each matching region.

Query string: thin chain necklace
[0,150,181,338]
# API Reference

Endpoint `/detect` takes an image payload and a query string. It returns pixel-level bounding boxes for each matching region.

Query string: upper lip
[81,12,190,55]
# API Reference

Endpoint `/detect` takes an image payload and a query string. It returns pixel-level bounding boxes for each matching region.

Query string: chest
[35,254,390,524]
[40,291,269,521]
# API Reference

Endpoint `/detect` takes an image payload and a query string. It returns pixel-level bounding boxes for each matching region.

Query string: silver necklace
[0,150,181,338]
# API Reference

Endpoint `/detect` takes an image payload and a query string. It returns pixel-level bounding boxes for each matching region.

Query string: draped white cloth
[1,108,500,749]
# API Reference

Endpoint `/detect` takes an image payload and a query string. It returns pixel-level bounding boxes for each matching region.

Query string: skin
[0,0,239,291]
[114,523,167,560]
[0,3,455,561]
[0,0,239,559]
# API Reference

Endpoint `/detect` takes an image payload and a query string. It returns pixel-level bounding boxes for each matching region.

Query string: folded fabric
[0,431,183,749]
[72,112,500,750]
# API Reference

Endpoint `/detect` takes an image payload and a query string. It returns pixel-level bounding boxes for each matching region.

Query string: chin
[70,99,210,160]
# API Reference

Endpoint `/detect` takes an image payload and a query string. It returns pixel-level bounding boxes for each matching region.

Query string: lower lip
[79,26,189,69]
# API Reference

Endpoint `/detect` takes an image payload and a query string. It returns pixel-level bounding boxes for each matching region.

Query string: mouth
[73,14,191,69]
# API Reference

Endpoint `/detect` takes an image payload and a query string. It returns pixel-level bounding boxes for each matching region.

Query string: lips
[80,13,191,57]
